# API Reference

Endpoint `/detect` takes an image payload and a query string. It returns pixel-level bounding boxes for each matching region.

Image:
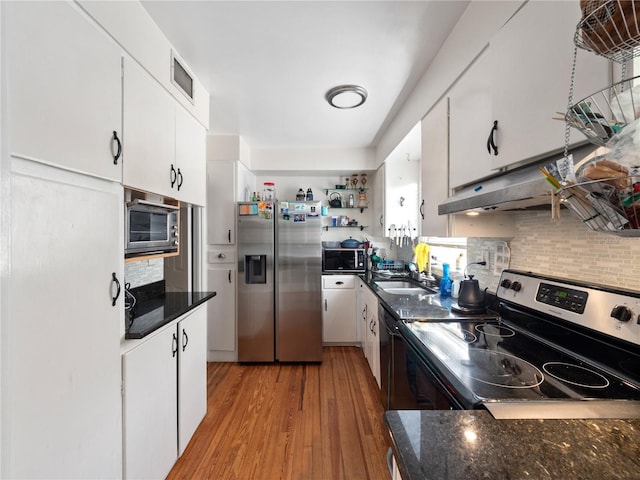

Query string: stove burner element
[475,323,515,338]
[467,349,544,389]
[542,362,610,389]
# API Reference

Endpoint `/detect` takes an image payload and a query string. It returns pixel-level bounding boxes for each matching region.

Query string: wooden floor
[167,346,390,480]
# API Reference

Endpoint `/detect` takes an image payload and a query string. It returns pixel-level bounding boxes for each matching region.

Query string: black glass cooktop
[402,318,640,408]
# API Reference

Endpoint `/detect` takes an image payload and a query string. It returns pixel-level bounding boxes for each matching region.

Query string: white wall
[250,147,375,173]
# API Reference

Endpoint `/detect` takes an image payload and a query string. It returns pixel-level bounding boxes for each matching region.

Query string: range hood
[438,146,594,215]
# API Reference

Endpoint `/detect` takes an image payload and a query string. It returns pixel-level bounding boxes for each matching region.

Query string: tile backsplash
[124,258,164,288]
[469,210,640,293]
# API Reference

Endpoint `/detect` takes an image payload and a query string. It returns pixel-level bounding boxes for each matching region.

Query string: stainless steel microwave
[125,200,179,257]
[322,248,366,273]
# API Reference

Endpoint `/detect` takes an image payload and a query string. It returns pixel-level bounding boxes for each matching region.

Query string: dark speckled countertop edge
[385,410,640,480]
[124,291,216,339]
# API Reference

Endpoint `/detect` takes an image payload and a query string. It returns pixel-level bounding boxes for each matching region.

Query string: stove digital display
[536,283,588,314]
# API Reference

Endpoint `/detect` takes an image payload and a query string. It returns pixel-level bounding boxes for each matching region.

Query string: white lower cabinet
[207,259,237,359]
[123,305,207,479]
[362,286,380,387]
[7,159,123,479]
[322,275,357,344]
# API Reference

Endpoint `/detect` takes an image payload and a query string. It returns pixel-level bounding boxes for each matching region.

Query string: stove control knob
[611,305,634,323]
[510,281,522,292]
[500,279,512,289]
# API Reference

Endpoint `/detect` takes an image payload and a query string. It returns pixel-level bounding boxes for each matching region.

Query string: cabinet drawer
[322,275,356,289]
[207,249,236,264]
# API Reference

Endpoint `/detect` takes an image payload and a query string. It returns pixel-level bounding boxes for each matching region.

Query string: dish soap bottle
[440,263,452,297]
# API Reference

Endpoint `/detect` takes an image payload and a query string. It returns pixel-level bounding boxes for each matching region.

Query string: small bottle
[455,253,464,271]
[296,189,305,201]
[306,188,313,201]
[451,272,461,298]
[251,192,257,201]
[348,193,355,208]
[440,263,452,297]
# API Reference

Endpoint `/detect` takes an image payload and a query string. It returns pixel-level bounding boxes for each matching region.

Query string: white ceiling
[141,1,469,150]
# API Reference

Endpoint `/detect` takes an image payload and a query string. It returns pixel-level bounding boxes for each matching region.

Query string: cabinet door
[8,159,123,478]
[123,326,178,480]
[207,160,236,244]
[207,265,236,352]
[371,164,385,237]
[6,1,122,181]
[370,300,381,388]
[420,96,450,236]
[357,280,367,345]
[175,105,207,206]
[449,48,494,189]
[178,306,208,455]
[322,289,357,344]
[123,56,175,197]
[489,0,610,170]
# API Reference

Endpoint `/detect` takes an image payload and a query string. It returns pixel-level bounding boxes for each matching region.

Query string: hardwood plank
[167,346,389,480]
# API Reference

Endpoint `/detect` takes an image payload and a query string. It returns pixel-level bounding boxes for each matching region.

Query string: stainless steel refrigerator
[237,201,322,362]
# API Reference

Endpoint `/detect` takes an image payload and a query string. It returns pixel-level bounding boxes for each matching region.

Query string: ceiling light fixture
[325,85,368,109]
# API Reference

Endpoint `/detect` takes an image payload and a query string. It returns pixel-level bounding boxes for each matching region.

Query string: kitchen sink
[374,281,436,295]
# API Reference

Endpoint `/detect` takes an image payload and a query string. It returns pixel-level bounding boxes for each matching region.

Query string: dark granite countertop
[125,291,216,339]
[385,410,640,480]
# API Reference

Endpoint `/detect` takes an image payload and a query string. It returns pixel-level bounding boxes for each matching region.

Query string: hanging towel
[414,242,430,273]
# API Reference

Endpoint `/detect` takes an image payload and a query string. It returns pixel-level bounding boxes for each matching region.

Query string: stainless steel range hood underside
[438,146,594,215]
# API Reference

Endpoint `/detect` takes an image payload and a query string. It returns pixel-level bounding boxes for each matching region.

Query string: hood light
[325,85,368,109]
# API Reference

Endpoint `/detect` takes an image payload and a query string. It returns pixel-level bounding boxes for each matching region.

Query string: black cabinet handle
[228,269,232,283]
[177,168,183,190]
[170,164,177,188]
[487,120,499,156]
[228,229,232,243]
[111,272,121,306]
[172,333,178,358]
[182,329,189,352]
[336,281,344,285]
[420,199,425,220]
[111,131,122,165]
[324,299,328,311]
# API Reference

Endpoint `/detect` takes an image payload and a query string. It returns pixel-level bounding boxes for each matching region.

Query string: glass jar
[263,182,275,202]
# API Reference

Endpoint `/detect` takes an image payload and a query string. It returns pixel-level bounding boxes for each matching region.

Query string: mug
[321,206,328,216]
[332,216,338,227]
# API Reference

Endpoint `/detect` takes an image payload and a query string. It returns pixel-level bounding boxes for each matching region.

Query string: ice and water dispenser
[245,255,267,284]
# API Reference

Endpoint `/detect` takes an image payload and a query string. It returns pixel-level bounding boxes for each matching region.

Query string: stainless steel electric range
[387,270,640,417]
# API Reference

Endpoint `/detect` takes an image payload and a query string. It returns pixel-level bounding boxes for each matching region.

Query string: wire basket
[557,176,640,236]
[575,0,640,63]
[565,75,640,146]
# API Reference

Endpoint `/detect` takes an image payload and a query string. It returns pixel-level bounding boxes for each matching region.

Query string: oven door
[125,202,179,256]
[393,329,462,410]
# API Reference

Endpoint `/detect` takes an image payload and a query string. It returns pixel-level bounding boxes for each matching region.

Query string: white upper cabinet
[175,105,207,206]
[420,97,450,236]
[488,0,610,170]
[123,56,175,198]
[6,1,122,181]
[449,48,494,189]
[123,57,206,206]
